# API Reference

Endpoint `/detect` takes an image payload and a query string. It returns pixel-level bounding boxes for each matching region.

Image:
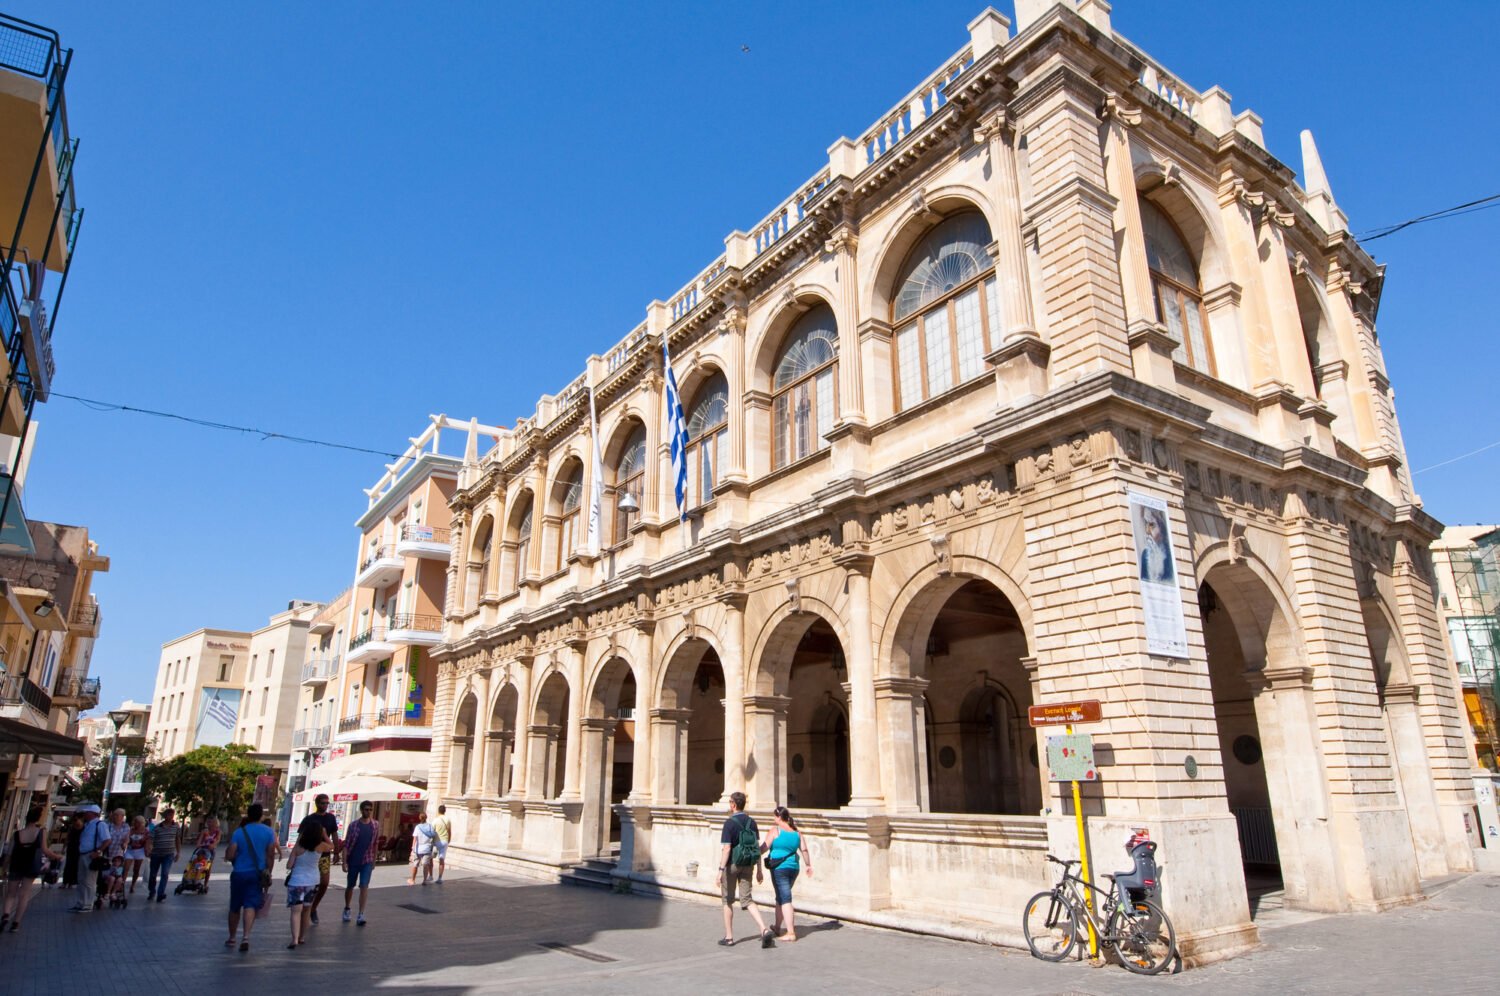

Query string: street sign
[1047,733,1097,782]
[1028,699,1102,727]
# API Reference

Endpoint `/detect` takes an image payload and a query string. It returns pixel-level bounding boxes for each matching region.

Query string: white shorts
[435,840,448,859]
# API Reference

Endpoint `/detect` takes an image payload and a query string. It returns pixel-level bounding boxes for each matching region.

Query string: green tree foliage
[142,744,267,820]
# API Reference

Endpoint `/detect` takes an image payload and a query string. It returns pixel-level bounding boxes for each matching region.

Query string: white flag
[585,384,605,556]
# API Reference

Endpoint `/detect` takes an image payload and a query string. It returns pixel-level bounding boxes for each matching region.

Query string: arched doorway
[657,639,726,805]
[915,579,1036,815]
[1200,580,1280,896]
[485,684,519,797]
[530,671,571,800]
[582,657,638,856]
[785,619,851,810]
[449,692,478,796]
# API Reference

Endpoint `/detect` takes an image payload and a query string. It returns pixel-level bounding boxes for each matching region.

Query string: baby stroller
[174,845,215,895]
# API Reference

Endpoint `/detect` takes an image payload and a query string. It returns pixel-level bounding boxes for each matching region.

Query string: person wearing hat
[68,804,107,913]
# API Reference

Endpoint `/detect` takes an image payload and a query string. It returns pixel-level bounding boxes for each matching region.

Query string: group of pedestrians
[717,792,813,948]
[223,793,384,952]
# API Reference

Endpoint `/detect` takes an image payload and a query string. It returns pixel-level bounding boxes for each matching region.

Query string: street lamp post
[100,709,130,815]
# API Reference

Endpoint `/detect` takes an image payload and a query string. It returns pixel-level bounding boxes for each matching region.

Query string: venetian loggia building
[430,1,1479,963]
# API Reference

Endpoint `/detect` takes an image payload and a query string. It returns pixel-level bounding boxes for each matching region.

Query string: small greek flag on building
[664,341,690,522]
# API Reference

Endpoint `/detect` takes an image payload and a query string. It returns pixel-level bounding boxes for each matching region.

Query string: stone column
[1381,684,1448,878]
[578,716,618,858]
[650,708,694,804]
[509,658,532,800]
[526,725,560,799]
[466,669,491,797]
[718,592,748,799]
[744,695,791,808]
[1246,666,1344,910]
[978,109,1038,338]
[559,646,586,801]
[825,225,867,428]
[839,553,883,808]
[873,676,929,813]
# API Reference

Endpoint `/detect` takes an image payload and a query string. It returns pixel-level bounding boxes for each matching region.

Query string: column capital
[581,716,619,733]
[649,707,695,723]
[1381,682,1420,705]
[743,694,793,714]
[872,675,930,698]
[1246,666,1313,692]
[834,550,876,575]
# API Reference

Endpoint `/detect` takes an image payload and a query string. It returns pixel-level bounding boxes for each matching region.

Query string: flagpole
[586,384,604,558]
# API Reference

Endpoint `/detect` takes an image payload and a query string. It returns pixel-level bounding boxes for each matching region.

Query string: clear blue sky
[14,1,1498,710]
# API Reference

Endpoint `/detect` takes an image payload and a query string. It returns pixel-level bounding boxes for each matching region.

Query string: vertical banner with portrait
[111,755,145,794]
[1128,491,1188,658]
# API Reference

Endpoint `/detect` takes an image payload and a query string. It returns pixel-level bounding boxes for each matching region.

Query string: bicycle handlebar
[1045,853,1080,868]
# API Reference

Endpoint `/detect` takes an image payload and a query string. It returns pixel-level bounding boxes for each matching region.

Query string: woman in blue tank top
[760,806,812,941]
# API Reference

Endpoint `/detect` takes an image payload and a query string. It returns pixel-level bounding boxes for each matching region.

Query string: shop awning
[293,774,426,804]
[0,716,85,760]
[309,749,430,785]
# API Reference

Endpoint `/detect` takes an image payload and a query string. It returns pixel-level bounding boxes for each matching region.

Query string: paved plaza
[2,865,1496,994]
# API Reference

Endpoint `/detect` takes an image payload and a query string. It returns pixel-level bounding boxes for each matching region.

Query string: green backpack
[730,814,759,867]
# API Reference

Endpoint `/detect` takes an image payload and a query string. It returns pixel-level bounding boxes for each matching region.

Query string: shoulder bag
[241,827,271,890]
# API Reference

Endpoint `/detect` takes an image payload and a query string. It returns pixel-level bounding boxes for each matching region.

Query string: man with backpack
[715,792,772,948]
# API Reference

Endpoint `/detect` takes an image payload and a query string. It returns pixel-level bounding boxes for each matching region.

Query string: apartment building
[229,601,317,768]
[0,520,106,833]
[149,628,250,759]
[286,589,349,793]
[428,1,1477,964]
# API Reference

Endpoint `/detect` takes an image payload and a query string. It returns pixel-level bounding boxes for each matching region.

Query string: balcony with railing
[346,626,396,665]
[69,600,99,633]
[354,544,403,590]
[335,709,431,740]
[50,668,98,708]
[387,612,443,646]
[0,673,51,716]
[395,523,451,561]
[300,657,339,686]
[292,725,331,749]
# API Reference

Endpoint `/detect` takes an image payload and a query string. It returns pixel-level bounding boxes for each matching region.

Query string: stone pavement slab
[2,865,1496,994]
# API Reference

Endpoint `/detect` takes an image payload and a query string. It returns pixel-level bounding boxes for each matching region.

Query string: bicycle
[1022,853,1177,975]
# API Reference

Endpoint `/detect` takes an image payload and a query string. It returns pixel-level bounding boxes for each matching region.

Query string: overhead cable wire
[1414,438,1500,476]
[49,391,403,459]
[1357,193,1500,242]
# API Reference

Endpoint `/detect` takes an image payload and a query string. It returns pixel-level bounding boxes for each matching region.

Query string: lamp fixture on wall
[831,647,846,676]
[34,598,54,618]
[616,490,639,514]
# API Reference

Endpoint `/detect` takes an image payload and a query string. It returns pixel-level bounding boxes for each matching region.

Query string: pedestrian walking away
[761,806,813,942]
[61,813,82,889]
[224,803,277,952]
[70,804,107,913]
[284,822,332,949]
[716,791,772,948]
[1,807,64,933]
[124,815,148,893]
[146,808,182,903]
[297,793,340,924]
[341,801,379,925]
[407,812,436,886]
[431,805,452,884]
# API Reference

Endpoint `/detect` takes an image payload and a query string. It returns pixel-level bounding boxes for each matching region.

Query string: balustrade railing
[300,657,339,683]
[604,325,649,374]
[750,168,833,257]
[668,254,730,323]
[293,726,331,749]
[857,46,974,167]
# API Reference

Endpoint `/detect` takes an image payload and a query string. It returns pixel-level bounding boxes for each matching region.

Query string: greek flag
[585,384,604,556]
[664,341,689,521]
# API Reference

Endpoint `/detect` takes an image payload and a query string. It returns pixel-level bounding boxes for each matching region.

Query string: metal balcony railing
[292,726,331,749]
[359,546,396,573]
[0,14,62,80]
[348,628,387,651]
[388,613,442,633]
[399,523,451,544]
[52,669,99,706]
[300,657,339,683]
[0,673,51,714]
[377,707,427,727]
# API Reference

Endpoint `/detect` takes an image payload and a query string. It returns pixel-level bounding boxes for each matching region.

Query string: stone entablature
[427,3,1477,967]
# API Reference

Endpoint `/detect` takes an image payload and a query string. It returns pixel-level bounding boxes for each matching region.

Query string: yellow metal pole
[1067,722,1098,958]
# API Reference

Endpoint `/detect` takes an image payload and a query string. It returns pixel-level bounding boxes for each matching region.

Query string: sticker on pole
[1046,733,1097,782]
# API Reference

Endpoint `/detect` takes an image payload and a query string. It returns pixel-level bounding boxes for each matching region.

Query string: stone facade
[428,3,1478,964]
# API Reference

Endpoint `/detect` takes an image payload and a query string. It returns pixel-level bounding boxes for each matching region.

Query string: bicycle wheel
[1023,890,1078,962]
[1113,898,1176,975]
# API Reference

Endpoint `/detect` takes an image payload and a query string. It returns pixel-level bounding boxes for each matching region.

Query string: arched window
[467,517,493,607]
[1141,199,1213,375]
[891,211,1001,410]
[772,305,838,469]
[554,465,584,570]
[686,373,729,506]
[511,498,533,589]
[613,425,646,544]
